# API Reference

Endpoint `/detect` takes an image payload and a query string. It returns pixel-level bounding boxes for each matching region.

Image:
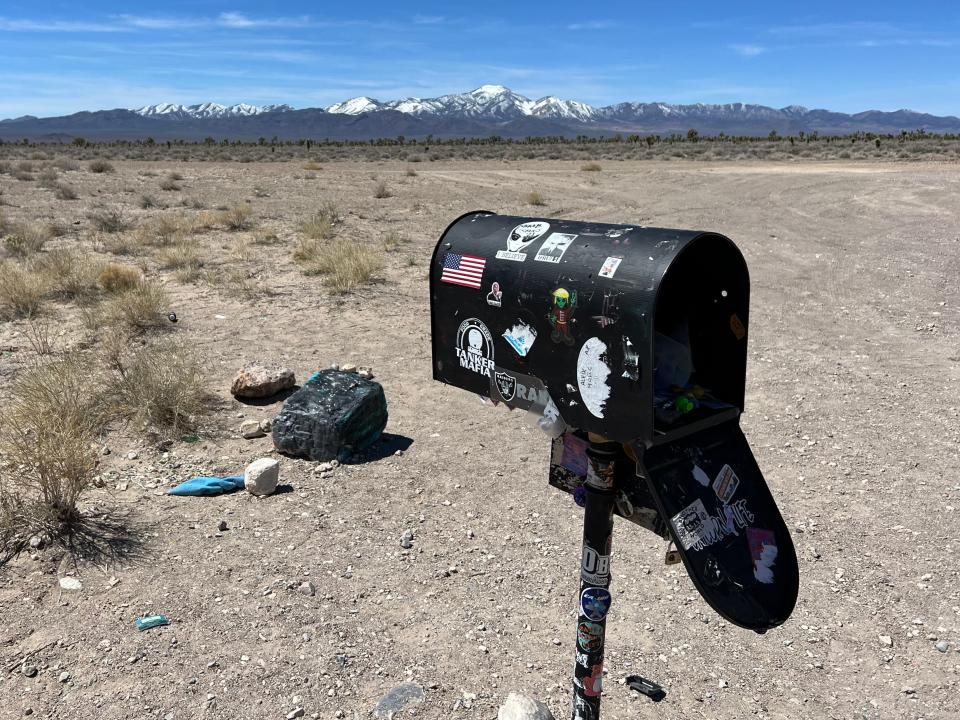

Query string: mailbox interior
[651,235,749,444]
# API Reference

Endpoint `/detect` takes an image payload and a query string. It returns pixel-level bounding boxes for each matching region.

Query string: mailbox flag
[441,252,486,289]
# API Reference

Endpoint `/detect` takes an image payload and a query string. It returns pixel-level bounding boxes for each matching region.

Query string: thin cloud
[567,20,614,31]
[413,15,447,25]
[0,17,125,32]
[730,44,766,57]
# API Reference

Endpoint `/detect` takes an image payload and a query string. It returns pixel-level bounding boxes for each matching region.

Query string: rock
[358,366,374,379]
[374,683,424,719]
[231,362,296,399]
[287,708,305,719]
[59,577,83,591]
[244,458,280,496]
[340,363,357,373]
[497,693,554,720]
[259,418,272,433]
[217,520,228,532]
[400,529,414,549]
[28,535,43,549]
[299,581,316,597]
[58,671,70,683]
[935,640,949,653]
[240,419,266,439]
[127,451,139,460]
[21,662,38,678]
[878,635,893,647]
[271,370,388,462]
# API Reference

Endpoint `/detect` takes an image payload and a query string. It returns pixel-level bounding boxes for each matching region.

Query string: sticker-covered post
[571,436,618,720]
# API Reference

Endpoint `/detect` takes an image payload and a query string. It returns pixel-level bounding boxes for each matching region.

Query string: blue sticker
[580,587,612,621]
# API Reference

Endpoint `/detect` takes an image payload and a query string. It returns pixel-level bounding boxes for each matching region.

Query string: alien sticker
[496,221,550,262]
[549,288,577,346]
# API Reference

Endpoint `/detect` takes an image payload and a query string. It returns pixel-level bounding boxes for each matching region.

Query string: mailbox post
[430,212,799,719]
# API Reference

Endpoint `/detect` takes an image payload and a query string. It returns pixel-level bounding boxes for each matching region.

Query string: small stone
[230,362,296,398]
[28,535,43,549]
[330,459,339,468]
[116,482,129,491]
[287,708,305,719]
[217,520,228,532]
[21,663,37,678]
[718,679,728,688]
[935,641,949,653]
[258,418,272,433]
[244,457,280,496]
[240,419,266,439]
[878,635,893,647]
[59,577,83,591]
[374,683,424,718]
[299,581,316,597]
[400,530,414,549]
[317,462,333,472]
[340,363,357,373]
[58,671,70,683]
[127,451,139,460]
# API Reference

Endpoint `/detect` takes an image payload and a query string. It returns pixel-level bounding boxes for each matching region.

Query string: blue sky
[0,1,958,119]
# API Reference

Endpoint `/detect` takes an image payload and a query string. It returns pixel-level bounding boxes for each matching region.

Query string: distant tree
[768,130,780,141]
[686,128,699,142]
[72,137,86,146]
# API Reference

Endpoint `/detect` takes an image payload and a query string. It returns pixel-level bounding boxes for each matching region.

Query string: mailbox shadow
[344,433,414,464]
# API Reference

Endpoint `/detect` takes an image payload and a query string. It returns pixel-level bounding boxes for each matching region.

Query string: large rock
[244,457,279,496]
[272,370,387,461]
[498,693,554,720]
[231,362,296,398]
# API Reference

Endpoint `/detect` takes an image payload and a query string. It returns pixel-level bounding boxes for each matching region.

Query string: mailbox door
[637,420,798,631]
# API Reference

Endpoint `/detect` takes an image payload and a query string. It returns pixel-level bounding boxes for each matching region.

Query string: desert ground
[0,152,958,720]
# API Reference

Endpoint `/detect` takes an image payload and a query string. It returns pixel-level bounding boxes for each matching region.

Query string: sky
[0,1,958,119]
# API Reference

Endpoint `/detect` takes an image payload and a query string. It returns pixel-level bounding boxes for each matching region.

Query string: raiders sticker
[493,371,516,401]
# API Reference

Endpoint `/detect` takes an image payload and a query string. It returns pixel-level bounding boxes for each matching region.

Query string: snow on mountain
[530,96,597,122]
[326,97,382,115]
[132,102,293,120]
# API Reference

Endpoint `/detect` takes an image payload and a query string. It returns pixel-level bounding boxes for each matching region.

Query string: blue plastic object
[136,614,169,631]
[166,475,244,497]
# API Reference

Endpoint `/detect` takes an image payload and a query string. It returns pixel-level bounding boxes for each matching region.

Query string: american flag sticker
[441,252,486,289]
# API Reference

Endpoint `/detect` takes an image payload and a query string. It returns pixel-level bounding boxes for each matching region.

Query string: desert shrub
[17,315,58,356]
[581,162,602,171]
[104,338,208,435]
[52,158,79,172]
[3,222,53,257]
[0,355,105,554]
[381,229,409,252]
[252,228,280,245]
[524,191,546,206]
[38,168,58,187]
[405,167,418,177]
[139,194,158,209]
[31,249,103,302]
[99,262,143,293]
[16,161,34,173]
[303,162,323,171]
[14,171,34,182]
[54,182,79,200]
[252,185,270,198]
[159,175,182,191]
[135,214,186,247]
[298,203,341,240]
[155,243,202,272]
[88,206,130,233]
[219,204,253,231]
[295,238,383,293]
[0,262,48,318]
[373,179,392,198]
[167,171,184,181]
[95,279,169,332]
[88,160,114,173]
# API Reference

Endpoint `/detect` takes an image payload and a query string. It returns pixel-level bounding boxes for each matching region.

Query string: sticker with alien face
[496,221,550,262]
[455,318,494,377]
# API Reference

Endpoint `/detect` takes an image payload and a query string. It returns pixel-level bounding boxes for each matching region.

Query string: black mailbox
[430,212,798,714]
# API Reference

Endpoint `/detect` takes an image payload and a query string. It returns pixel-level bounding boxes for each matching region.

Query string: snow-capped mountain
[132,102,294,120]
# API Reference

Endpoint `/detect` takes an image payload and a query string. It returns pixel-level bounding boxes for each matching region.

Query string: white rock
[244,458,280,496]
[59,577,83,591]
[299,581,316,597]
[878,635,893,647]
[340,363,357,373]
[240,419,266,439]
[497,693,554,720]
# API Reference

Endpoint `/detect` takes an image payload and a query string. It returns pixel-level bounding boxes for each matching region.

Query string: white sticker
[598,256,622,278]
[455,318,494,377]
[581,546,610,585]
[535,233,577,263]
[496,221,550,261]
[692,464,710,487]
[755,543,778,584]
[671,498,712,551]
[502,321,537,358]
[577,337,611,418]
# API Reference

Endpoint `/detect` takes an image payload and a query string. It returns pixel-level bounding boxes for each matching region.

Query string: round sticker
[577,337,611,418]
[580,587,612,622]
[577,621,604,653]
[455,318,494,377]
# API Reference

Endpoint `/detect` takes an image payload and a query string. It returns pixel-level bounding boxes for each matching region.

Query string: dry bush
[38,168,58,187]
[139,194,158,209]
[54,182,79,200]
[229,236,253,261]
[88,206,130,233]
[31,248,103,302]
[298,203,341,240]
[190,210,219,233]
[155,243,202,272]
[18,315,59,355]
[252,185,270,198]
[581,162,603,171]
[14,171,34,182]
[214,268,268,299]
[99,262,143,293]
[252,228,280,245]
[219,204,253,231]
[52,158,79,172]
[95,232,138,256]
[159,175,182,191]
[88,159,115,173]
[95,279,169,332]
[104,337,208,436]
[17,161,34,173]
[373,179,392,198]
[168,171,184,181]
[0,262,48,318]
[524,191,546,206]
[3,222,53,257]
[135,214,186,247]
[405,167,418,177]
[381,229,409,252]
[0,355,105,553]
[296,238,383,293]
[303,162,323,171]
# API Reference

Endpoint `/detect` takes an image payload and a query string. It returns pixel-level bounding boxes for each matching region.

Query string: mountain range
[2,85,958,141]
